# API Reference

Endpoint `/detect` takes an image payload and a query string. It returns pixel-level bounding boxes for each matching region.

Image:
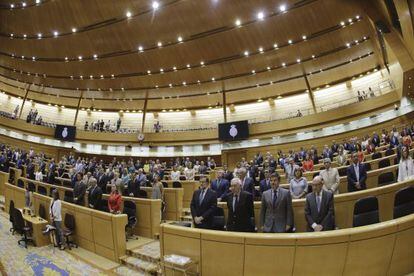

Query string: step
[129,241,161,263]
[180,215,193,222]
[120,256,160,275]
[113,265,146,276]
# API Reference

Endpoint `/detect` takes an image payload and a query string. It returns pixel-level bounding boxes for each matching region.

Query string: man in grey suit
[260,173,294,233]
[304,176,335,232]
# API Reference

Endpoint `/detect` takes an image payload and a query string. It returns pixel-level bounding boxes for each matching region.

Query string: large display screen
[54,125,76,141]
[218,120,249,141]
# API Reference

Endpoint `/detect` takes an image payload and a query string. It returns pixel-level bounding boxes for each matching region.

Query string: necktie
[316,194,321,213]
[272,190,277,206]
[199,189,205,205]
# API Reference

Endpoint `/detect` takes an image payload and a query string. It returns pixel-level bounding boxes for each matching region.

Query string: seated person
[305,176,335,232]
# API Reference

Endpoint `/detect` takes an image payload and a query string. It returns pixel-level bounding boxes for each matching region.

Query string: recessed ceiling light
[157,41,162,47]
[78,56,82,60]
[93,54,98,59]
[346,43,350,47]
[312,55,315,58]
[10,34,14,37]
[288,39,292,44]
[273,43,278,48]
[348,18,352,23]
[259,47,264,52]
[32,56,36,60]
[23,34,27,38]
[302,35,307,40]
[356,15,360,19]
[200,61,205,66]
[53,31,59,37]
[257,11,264,20]
[173,66,177,71]
[177,36,183,42]
[36,0,41,4]
[235,19,241,26]
[211,77,215,81]
[22,2,26,7]
[267,66,271,70]
[251,70,255,74]
[340,21,345,26]
[10,4,14,8]
[182,81,186,85]
[72,28,77,33]
[244,50,249,56]
[296,59,301,63]
[152,1,159,10]
[160,68,164,72]
[138,45,143,52]
[37,33,42,38]
[126,11,132,18]
[282,62,286,67]
[279,4,286,12]
[147,70,151,74]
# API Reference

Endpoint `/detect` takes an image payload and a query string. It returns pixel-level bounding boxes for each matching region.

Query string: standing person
[116,117,122,131]
[347,153,367,192]
[190,177,217,229]
[88,178,103,210]
[210,170,230,202]
[284,157,299,183]
[397,146,414,182]
[108,184,122,214]
[289,169,308,199]
[237,167,255,195]
[305,176,335,232]
[320,158,340,194]
[151,175,165,220]
[260,173,294,233]
[73,172,87,206]
[226,178,255,232]
[50,190,65,250]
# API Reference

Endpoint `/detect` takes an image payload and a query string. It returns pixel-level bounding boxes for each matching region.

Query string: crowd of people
[26,108,43,125]
[1,122,414,240]
[84,117,122,132]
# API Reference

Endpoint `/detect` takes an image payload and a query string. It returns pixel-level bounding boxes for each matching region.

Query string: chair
[212,207,225,231]
[17,179,25,188]
[37,186,47,196]
[377,172,395,186]
[28,182,36,192]
[9,200,15,234]
[172,181,182,188]
[364,163,372,171]
[63,191,74,203]
[179,176,187,180]
[38,203,47,220]
[378,159,390,169]
[194,175,200,181]
[371,152,382,160]
[9,169,15,183]
[101,199,109,212]
[338,167,347,177]
[13,209,33,248]
[385,149,395,156]
[138,190,148,198]
[62,213,78,250]
[353,196,379,227]
[161,181,168,188]
[393,186,414,218]
[123,201,137,240]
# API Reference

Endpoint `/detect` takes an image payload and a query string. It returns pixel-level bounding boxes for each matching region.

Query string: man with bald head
[226,178,255,232]
[304,176,335,232]
[237,167,255,195]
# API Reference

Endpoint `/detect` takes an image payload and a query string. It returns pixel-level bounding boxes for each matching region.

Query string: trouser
[53,221,64,246]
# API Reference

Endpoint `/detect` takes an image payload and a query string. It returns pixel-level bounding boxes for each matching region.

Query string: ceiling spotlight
[259,47,264,53]
[100,75,104,79]
[126,11,132,18]
[78,56,83,61]
[257,11,264,20]
[200,61,205,66]
[147,70,151,74]
[348,18,352,23]
[296,58,301,63]
[89,75,93,79]
[65,57,68,61]
[251,70,256,74]
[32,56,36,60]
[93,54,98,59]
[10,34,14,37]
[302,35,307,40]
[282,62,286,67]
[363,36,367,40]
[288,39,292,44]
[186,64,191,68]
[72,28,77,33]
[273,43,278,48]
[340,21,345,26]
[160,68,164,72]
[279,4,286,12]
[138,45,144,52]
[37,33,42,38]
[177,36,183,42]
[36,0,40,4]
[235,19,241,26]
[23,34,27,38]
[53,31,59,37]
[356,15,360,19]
[182,81,186,86]
[111,74,115,78]
[22,2,26,7]
[10,4,14,8]
[346,43,350,47]
[267,66,271,70]
[312,54,315,58]
[169,83,172,87]
[244,50,249,56]
[152,1,159,10]
[157,41,162,47]
[211,77,215,81]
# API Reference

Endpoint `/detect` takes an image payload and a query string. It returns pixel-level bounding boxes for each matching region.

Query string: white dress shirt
[398,157,414,182]
[320,168,340,194]
[49,199,62,222]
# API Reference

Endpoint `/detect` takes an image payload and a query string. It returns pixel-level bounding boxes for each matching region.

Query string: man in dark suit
[211,170,229,201]
[226,178,255,232]
[372,132,381,147]
[347,153,367,192]
[73,178,87,206]
[238,167,255,195]
[128,171,141,197]
[259,170,271,195]
[223,164,233,182]
[88,178,103,210]
[305,176,335,232]
[260,173,294,233]
[26,160,35,180]
[190,177,217,229]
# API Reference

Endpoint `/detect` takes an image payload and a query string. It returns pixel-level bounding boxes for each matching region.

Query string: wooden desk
[22,211,50,247]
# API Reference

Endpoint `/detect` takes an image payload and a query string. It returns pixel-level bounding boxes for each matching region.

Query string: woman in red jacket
[108,184,122,214]
[302,153,314,172]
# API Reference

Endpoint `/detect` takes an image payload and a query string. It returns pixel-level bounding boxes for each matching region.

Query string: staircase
[117,240,161,275]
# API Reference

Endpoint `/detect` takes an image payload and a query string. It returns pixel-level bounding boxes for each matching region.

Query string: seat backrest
[353,196,379,227]
[372,152,382,160]
[364,163,372,171]
[378,159,391,169]
[49,187,56,197]
[138,190,148,198]
[394,186,414,219]
[28,182,35,192]
[123,200,136,211]
[214,207,225,216]
[212,216,225,230]
[378,172,395,186]
[172,181,182,188]
[64,190,74,203]
[101,199,109,212]
[9,200,15,222]
[12,208,25,233]
[385,149,395,156]
[64,213,75,231]
[38,204,47,220]
[338,167,347,177]
[17,179,24,188]
[37,186,47,195]
[161,181,168,188]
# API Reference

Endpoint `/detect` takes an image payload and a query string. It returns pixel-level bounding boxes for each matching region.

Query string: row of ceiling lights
[8,0,41,8]
[4,35,369,93]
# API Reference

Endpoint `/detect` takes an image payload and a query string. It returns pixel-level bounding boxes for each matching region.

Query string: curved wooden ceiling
[0,0,381,109]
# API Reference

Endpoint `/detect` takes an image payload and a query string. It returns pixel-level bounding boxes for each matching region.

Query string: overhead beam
[301,66,317,113]
[141,90,149,133]
[222,83,227,123]
[18,84,31,119]
[73,90,84,126]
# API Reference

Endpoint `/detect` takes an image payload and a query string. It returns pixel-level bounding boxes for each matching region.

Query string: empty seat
[393,186,414,218]
[371,152,382,160]
[364,163,372,171]
[138,190,147,198]
[123,201,137,240]
[338,167,347,177]
[38,204,47,220]
[378,159,390,169]
[13,209,33,248]
[172,181,182,188]
[17,179,24,188]
[385,149,395,156]
[63,191,74,203]
[28,182,36,192]
[63,213,78,250]
[212,207,225,231]
[378,172,395,186]
[161,181,168,188]
[37,186,47,196]
[353,196,379,227]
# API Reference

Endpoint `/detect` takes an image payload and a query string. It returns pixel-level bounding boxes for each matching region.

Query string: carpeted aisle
[0,212,106,275]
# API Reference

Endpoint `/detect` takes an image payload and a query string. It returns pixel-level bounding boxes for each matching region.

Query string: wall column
[18,84,31,119]
[141,90,149,133]
[73,90,84,126]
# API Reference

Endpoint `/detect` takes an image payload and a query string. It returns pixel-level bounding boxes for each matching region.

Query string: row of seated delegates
[84,117,122,132]
[191,174,334,233]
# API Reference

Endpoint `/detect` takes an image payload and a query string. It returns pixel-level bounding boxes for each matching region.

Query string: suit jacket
[190,188,217,229]
[347,163,367,192]
[26,164,35,180]
[211,178,229,199]
[226,191,255,232]
[88,186,103,210]
[73,181,87,206]
[223,170,233,182]
[259,178,271,195]
[241,177,255,195]
[260,188,294,233]
[304,190,335,231]
[127,178,140,197]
